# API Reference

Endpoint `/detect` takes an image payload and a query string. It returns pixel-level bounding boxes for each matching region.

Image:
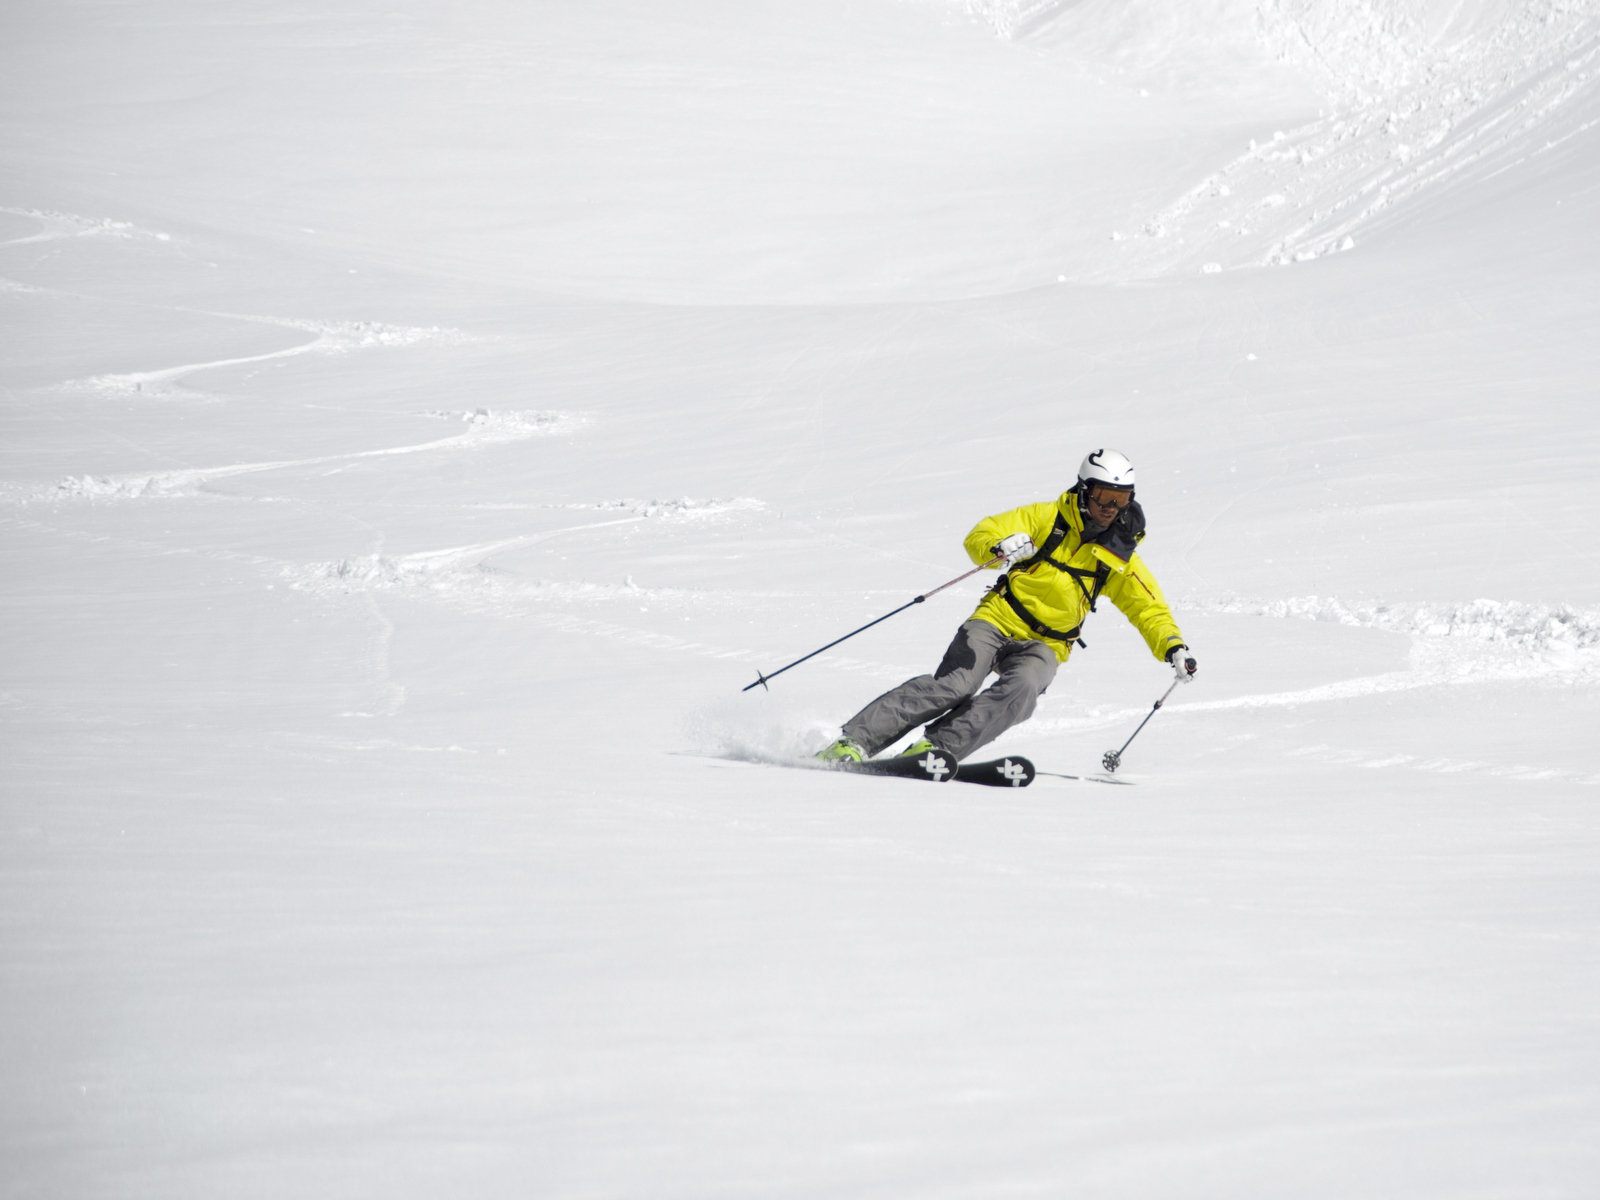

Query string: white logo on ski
[997,759,1029,786]
[918,751,953,781]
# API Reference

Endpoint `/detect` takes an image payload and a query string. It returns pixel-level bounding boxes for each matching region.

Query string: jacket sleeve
[1102,551,1186,662]
[963,501,1060,568]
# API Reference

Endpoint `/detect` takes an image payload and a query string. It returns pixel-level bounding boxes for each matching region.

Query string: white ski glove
[994,532,1036,569]
[1167,645,1198,684]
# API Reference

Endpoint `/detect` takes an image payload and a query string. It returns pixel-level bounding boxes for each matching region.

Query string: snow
[3,0,1599,1195]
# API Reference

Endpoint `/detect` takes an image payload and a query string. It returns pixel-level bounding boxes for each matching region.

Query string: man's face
[1084,483,1134,526]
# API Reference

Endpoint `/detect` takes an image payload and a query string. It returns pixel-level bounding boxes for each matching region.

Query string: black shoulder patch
[1100,500,1146,560]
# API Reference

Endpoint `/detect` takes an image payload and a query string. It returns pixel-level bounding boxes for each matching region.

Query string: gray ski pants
[841,620,1059,761]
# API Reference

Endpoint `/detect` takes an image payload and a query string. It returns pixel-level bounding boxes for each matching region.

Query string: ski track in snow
[355,586,408,721]
[2,205,480,401]
[0,205,173,249]
[282,498,770,615]
[1066,3,1600,276]
[0,410,583,503]
[57,313,477,401]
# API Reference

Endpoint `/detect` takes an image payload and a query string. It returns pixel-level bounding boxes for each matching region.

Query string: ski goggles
[1084,484,1134,512]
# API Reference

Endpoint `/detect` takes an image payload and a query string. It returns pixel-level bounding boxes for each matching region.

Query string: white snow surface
[4,1,1599,1195]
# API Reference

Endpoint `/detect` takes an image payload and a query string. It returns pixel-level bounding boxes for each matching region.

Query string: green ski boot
[817,737,866,764]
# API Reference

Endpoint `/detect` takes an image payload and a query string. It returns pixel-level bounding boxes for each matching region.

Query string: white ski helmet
[1078,448,1135,491]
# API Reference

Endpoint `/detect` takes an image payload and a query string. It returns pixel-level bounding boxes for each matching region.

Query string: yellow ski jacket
[963,490,1185,664]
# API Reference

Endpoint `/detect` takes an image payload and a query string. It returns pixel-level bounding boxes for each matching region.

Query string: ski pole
[1101,679,1181,773]
[743,554,1004,692]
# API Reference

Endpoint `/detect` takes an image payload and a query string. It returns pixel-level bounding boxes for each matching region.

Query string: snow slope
[4,1,1599,1196]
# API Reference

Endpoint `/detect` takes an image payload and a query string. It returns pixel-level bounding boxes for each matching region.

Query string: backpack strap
[1017,509,1111,614]
[1064,561,1112,613]
[991,574,1086,647]
[1018,512,1072,572]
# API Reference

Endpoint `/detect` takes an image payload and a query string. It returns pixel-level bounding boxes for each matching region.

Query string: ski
[695,747,1044,788]
[840,749,1036,788]
[836,744,957,783]
[693,751,1106,790]
[954,755,1035,788]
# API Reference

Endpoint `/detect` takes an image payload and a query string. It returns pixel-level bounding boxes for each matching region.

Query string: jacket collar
[1060,485,1146,564]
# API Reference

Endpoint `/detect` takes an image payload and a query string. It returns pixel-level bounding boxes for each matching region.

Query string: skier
[818,449,1198,765]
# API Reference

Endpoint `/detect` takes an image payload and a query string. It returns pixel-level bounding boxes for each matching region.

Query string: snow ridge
[952,0,1075,38]
[1210,593,1600,665]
